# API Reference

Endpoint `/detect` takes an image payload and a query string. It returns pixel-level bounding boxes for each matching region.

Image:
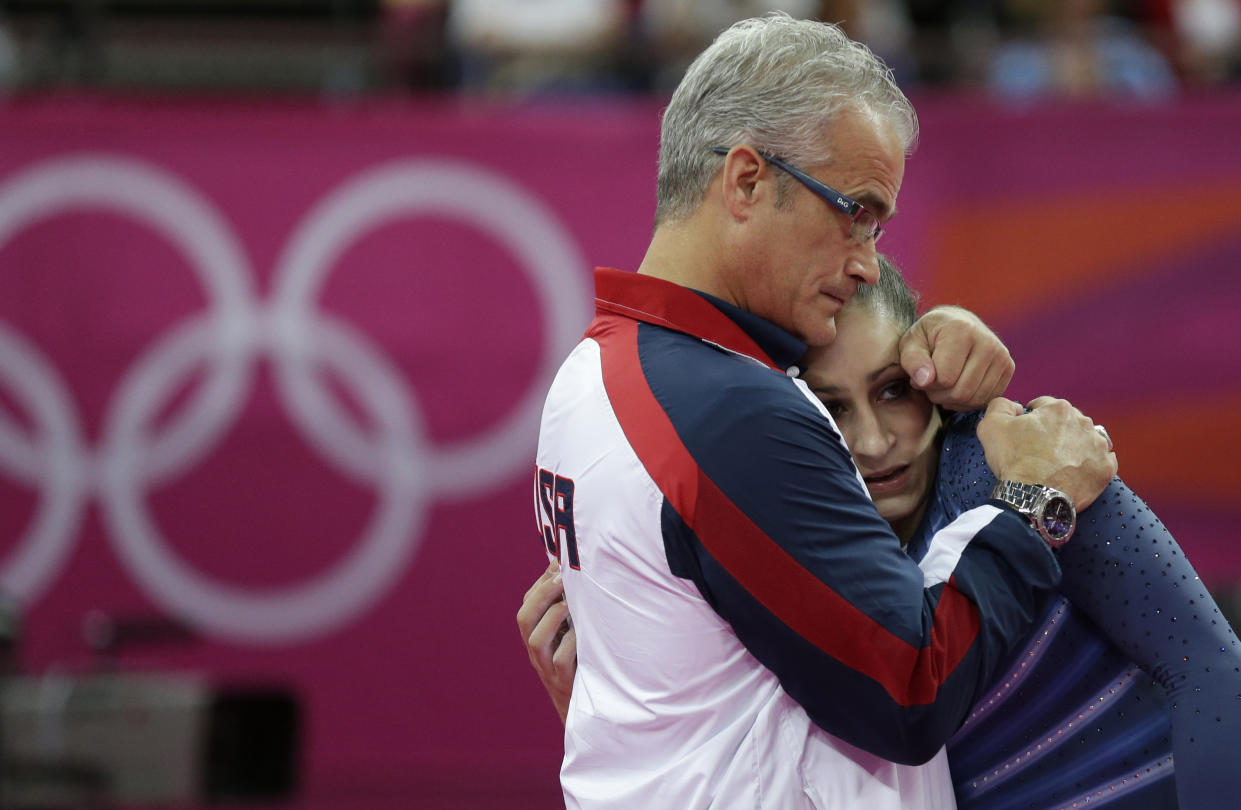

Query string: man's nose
[846,247,879,287]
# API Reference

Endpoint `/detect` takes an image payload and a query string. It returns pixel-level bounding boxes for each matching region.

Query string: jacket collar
[593,268,806,372]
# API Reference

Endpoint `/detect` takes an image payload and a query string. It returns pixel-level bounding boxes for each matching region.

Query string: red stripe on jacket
[591,312,981,707]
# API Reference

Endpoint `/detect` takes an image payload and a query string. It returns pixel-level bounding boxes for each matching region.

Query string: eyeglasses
[711,147,884,243]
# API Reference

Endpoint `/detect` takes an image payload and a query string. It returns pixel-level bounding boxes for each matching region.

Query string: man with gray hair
[533,13,1115,809]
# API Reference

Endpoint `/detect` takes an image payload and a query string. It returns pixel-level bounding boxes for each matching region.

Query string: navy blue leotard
[908,412,1241,810]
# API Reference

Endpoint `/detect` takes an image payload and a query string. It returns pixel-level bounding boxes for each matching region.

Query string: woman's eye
[878,379,911,402]
[821,399,846,419]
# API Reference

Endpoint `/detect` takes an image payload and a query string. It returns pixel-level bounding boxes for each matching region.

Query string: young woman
[520,258,1241,809]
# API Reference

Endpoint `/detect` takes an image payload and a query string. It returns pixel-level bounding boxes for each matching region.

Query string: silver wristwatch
[989,480,1076,548]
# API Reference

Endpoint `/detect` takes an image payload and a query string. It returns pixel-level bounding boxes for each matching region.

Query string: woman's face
[800,305,943,540]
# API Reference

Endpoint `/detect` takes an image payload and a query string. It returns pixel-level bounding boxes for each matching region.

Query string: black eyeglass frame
[710,146,884,243]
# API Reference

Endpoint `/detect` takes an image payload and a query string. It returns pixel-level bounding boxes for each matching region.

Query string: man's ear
[719,146,769,221]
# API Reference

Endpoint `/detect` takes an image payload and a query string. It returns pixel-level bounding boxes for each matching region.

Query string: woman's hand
[517,559,577,724]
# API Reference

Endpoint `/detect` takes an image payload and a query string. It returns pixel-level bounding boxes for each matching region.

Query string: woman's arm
[1055,480,1241,809]
[932,412,1241,809]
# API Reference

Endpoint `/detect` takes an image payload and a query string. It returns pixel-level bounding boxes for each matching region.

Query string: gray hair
[854,254,919,329]
[656,13,918,225]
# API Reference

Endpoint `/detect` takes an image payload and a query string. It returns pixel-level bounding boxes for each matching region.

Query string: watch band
[991,479,1043,513]
[989,480,1076,548]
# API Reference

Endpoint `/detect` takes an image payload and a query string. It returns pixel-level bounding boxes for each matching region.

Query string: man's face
[741,111,905,347]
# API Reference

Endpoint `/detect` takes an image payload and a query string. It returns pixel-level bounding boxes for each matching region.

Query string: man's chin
[802,317,838,348]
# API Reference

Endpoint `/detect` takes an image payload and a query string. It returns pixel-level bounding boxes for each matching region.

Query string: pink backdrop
[0,93,1237,805]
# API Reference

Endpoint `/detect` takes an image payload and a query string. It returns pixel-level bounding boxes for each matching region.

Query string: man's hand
[899,306,1014,410]
[517,560,576,724]
[978,396,1118,511]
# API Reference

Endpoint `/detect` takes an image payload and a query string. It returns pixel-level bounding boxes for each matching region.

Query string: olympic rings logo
[0,153,590,645]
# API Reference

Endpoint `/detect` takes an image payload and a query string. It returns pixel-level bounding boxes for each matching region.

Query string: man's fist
[899,306,1014,411]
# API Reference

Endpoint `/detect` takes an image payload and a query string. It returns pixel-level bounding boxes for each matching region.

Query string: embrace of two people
[523,13,1240,810]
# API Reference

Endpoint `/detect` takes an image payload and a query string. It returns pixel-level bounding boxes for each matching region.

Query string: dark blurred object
[0,611,298,806]
[0,594,18,678]
[375,0,453,91]
[1209,581,1241,645]
[0,0,378,94]
[0,594,20,810]
[205,686,300,801]
[905,0,989,84]
[0,673,300,806]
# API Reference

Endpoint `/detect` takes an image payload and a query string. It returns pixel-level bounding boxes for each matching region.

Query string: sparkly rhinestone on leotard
[907,412,1241,810]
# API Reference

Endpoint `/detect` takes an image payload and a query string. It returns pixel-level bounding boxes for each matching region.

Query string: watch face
[1043,496,1075,540]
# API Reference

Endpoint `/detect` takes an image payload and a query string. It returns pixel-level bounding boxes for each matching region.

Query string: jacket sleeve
[661,385,1061,765]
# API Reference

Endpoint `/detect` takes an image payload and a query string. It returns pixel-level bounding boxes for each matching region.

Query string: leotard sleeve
[926,411,1241,809]
[1055,483,1241,808]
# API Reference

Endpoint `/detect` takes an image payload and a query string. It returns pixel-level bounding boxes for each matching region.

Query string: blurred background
[0,1,1237,808]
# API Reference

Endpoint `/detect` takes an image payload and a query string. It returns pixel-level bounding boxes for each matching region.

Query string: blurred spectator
[0,15,17,95]
[638,1,823,91]
[901,0,999,86]
[4,0,1237,96]
[839,0,918,84]
[445,0,632,95]
[1169,0,1241,82]
[988,0,1178,100]
[376,0,455,91]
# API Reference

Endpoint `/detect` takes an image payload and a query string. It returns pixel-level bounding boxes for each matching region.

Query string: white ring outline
[0,154,256,605]
[269,158,591,496]
[0,322,88,603]
[99,314,430,644]
[0,153,591,643]
[0,155,258,486]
